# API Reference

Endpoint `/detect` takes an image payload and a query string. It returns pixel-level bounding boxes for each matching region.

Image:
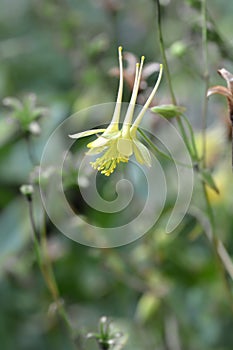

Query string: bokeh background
[1,0,233,349]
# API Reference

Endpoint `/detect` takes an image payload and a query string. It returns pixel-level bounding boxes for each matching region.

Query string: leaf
[199,169,220,194]
[151,104,186,118]
[180,113,199,161]
[117,137,133,157]
[135,292,160,323]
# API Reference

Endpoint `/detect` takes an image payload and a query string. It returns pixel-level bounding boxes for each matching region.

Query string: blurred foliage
[1,0,233,350]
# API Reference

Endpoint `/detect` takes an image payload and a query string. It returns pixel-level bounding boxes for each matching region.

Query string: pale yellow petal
[87,130,121,148]
[133,139,151,167]
[87,136,110,148]
[86,146,106,155]
[69,129,106,139]
[117,137,133,156]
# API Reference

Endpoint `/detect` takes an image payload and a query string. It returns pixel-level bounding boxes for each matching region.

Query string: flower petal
[86,146,106,155]
[102,131,121,139]
[133,139,151,167]
[218,68,233,94]
[2,97,23,110]
[117,137,133,156]
[87,136,111,148]
[207,86,233,100]
[142,62,161,80]
[68,129,106,139]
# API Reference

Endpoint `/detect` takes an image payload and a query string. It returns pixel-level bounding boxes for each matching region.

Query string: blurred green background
[1,0,233,349]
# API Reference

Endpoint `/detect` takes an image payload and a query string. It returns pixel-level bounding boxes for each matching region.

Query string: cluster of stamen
[90,142,128,176]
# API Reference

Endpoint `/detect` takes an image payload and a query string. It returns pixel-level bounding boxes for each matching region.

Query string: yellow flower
[69,46,163,176]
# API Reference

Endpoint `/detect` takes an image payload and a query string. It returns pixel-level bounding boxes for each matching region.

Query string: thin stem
[40,209,78,337]
[202,184,233,311]
[156,0,176,105]
[28,197,40,243]
[138,128,193,168]
[201,0,209,168]
[155,0,193,157]
[200,0,233,308]
[180,113,199,161]
[26,195,79,349]
[40,209,59,300]
[25,135,38,166]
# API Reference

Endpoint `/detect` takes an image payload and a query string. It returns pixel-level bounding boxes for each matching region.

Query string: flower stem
[25,134,38,166]
[201,0,209,168]
[155,0,176,105]
[155,0,193,157]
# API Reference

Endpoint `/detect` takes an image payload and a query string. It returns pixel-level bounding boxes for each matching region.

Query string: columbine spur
[69,46,163,176]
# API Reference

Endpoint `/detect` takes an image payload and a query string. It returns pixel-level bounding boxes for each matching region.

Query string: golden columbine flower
[69,46,163,176]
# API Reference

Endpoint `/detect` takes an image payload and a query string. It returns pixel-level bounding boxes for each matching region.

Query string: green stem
[156,0,176,105]
[201,0,209,168]
[26,196,79,349]
[25,134,38,166]
[200,0,233,310]
[138,128,172,161]
[154,0,233,309]
[202,184,233,311]
[138,128,193,168]
[155,0,193,157]
[180,114,199,161]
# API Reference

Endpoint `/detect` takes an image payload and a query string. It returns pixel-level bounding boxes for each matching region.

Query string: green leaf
[151,104,186,118]
[180,113,199,161]
[135,292,160,323]
[199,169,220,194]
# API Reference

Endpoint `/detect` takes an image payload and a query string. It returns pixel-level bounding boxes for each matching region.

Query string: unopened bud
[20,184,34,201]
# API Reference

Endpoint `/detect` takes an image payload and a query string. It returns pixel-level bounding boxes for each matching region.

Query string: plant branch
[153,0,233,309]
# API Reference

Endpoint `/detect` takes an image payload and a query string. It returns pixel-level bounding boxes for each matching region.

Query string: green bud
[151,104,186,118]
[169,40,187,58]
